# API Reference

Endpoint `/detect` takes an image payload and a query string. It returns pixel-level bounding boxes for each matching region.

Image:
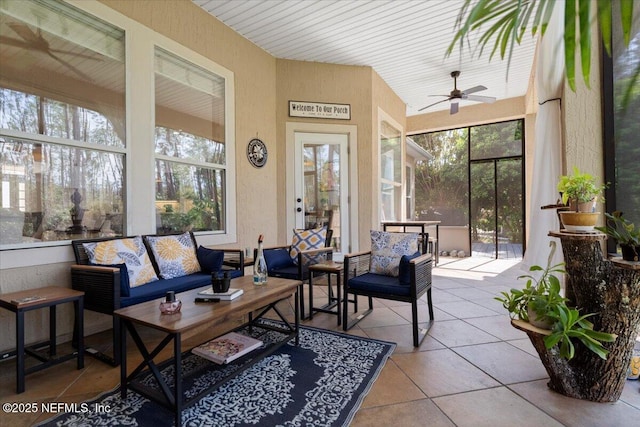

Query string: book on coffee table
[192,332,263,364]
[197,288,244,301]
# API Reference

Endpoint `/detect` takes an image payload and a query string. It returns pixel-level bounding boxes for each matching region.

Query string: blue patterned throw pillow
[370,230,419,277]
[290,226,327,264]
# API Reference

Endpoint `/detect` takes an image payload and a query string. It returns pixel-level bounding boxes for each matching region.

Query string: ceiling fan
[0,22,99,81]
[419,71,496,115]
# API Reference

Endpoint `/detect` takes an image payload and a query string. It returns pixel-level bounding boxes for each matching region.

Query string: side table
[308,261,344,325]
[0,286,84,394]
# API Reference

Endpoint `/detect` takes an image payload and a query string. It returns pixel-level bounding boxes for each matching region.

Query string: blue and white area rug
[39,323,395,427]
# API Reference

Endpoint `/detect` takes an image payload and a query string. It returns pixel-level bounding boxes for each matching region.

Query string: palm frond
[447,0,636,93]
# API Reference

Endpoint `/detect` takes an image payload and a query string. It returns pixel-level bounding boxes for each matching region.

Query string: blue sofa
[70,232,244,365]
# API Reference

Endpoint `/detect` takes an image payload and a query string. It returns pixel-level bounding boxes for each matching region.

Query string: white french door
[294,132,349,258]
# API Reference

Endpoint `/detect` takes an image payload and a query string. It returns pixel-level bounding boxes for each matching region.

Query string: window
[154,48,227,235]
[0,0,125,247]
[0,1,236,252]
[379,115,403,221]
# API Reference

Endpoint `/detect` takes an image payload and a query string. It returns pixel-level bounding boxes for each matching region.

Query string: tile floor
[1,258,639,427]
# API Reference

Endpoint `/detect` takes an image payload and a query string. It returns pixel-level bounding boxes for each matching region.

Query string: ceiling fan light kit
[419,71,496,115]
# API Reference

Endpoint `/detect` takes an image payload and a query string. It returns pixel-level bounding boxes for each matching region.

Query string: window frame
[377,109,404,222]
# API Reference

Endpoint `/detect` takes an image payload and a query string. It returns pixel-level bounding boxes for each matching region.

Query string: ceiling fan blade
[47,51,93,81]
[0,35,31,49]
[450,102,459,115]
[418,98,450,111]
[465,95,496,104]
[462,85,487,95]
[8,23,40,44]
[427,94,451,98]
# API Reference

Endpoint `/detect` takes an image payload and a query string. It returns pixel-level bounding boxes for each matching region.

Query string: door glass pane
[303,143,340,251]
[470,162,496,257]
[497,159,523,258]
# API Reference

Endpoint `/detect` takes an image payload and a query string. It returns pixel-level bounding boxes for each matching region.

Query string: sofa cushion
[83,236,158,287]
[370,230,418,277]
[196,246,225,274]
[290,226,327,264]
[145,232,200,279]
[264,248,293,270]
[121,273,212,307]
[398,251,422,286]
[348,273,410,297]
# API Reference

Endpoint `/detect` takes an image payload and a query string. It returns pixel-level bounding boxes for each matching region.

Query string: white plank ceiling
[193,0,537,116]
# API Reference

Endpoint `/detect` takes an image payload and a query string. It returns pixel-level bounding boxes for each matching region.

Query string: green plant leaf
[578,0,591,89]
[597,0,612,56]
[620,0,634,45]
[564,0,577,91]
[544,333,562,349]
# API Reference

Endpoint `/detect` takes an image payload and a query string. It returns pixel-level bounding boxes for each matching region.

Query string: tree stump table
[515,230,640,402]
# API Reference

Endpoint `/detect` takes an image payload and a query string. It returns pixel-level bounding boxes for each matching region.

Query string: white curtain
[522,6,565,270]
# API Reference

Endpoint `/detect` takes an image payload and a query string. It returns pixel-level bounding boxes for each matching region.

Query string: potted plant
[496,242,616,360]
[595,211,640,262]
[556,167,606,232]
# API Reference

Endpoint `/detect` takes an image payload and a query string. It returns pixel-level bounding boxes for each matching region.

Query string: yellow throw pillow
[83,236,158,287]
[145,232,200,279]
[289,227,327,264]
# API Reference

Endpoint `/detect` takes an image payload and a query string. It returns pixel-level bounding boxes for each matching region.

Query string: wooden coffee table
[114,276,300,426]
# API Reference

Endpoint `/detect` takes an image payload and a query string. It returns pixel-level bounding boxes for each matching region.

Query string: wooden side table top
[0,286,84,310]
[309,261,344,273]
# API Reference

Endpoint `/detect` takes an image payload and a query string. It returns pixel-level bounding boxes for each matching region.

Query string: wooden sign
[289,101,351,120]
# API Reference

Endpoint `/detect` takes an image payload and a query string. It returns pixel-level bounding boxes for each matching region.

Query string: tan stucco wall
[562,29,605,216]
[275,62,406,250]
[371,71,407,247]
[275,59,373,246]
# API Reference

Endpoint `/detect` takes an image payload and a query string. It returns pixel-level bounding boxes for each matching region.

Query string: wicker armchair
[342,250,434,347]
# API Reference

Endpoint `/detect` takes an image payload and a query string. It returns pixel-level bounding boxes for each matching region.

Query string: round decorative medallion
[247,138,267,168]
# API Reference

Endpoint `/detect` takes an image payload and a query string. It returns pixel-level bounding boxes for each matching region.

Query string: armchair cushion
[348,272,410,297]
[144,232,200,279]
[264,247,293,270]
[196,245,225,274]
[83,236,158,287]
[370,231,419,277]
[398,251,422,286]
[290,226,327,264]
